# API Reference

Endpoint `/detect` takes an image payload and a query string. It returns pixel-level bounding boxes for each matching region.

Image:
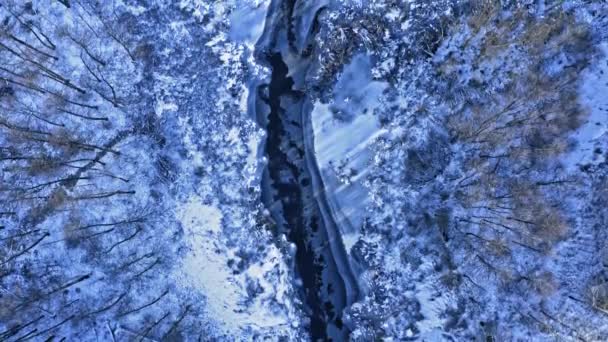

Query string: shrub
[589,282,608,313]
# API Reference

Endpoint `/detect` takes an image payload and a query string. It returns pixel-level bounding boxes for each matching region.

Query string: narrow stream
[254,1,359,340]
[265,52,346,340]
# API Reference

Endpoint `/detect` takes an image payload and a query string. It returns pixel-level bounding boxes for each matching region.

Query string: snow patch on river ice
[312,53,387,171]
[311,53,387,246]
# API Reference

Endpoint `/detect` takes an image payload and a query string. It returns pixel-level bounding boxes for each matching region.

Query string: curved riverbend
[253,0,360,340]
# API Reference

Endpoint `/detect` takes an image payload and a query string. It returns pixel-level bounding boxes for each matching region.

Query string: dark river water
[254,1,359,340]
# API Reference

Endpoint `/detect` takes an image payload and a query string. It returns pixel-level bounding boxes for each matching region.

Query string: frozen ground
[310,53,387,254]
[564,42,608,169]
[1,0,608,341]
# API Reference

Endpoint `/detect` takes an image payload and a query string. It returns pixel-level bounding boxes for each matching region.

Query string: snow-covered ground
[167,1,305,338]
[175,197,298,335]
[564,42,608,169]
[311,53,387,254]
[2,0,608,341]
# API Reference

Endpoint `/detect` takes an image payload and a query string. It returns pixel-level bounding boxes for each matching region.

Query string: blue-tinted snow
[229,0,271,49]
[292,0,330,52]
[311,53,387,255]
[564,43,608,169]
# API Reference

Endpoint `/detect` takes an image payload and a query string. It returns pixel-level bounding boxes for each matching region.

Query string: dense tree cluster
[2,0,607,340]
[0,1,206,340]
[313,0,608,340]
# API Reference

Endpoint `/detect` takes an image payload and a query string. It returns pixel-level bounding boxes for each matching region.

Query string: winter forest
[1,0,608,341]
